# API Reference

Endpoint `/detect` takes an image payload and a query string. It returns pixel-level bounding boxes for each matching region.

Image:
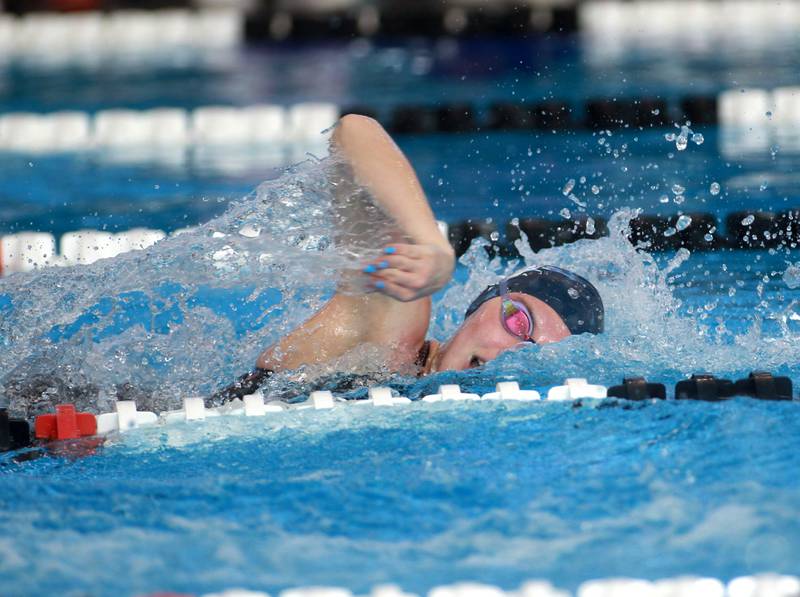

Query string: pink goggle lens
[502,301,533,340]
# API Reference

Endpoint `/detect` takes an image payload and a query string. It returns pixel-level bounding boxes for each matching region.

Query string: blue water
[2,37,800,236]
[2,397,799,597]
[2,32,800,597]
[1,127,797,238]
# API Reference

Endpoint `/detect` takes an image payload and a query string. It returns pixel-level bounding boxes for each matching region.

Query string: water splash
[0,154,396,417]
[3,156,800,418]
[421,210,800,396]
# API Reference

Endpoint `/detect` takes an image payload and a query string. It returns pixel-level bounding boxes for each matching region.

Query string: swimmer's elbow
[333,113,384,148]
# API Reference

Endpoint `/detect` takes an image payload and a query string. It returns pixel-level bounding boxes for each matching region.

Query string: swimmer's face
[435,294,571,371]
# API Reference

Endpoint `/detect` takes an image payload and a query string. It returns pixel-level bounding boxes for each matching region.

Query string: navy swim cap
[464,265,604,335]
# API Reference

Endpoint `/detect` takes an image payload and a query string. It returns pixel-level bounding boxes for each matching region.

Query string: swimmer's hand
[363,243,455,302]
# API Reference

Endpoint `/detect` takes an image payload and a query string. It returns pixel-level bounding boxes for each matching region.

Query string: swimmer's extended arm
[255,115,448,373]
[332,114,455,302]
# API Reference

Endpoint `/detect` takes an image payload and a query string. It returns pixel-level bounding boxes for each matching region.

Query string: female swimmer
[214,115,603,402]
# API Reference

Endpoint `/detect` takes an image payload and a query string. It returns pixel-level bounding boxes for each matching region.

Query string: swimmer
[214,115,604,401]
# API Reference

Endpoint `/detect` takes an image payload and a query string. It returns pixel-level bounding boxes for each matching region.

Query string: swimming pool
[2,14,800,597]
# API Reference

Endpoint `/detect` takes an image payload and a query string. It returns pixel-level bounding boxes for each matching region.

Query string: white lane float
[653,576,725,597]
[96,400,157,434]
[0,220,449,277]
[482,381,540,401]
[0,232,57,274]
[577,578,657,597]
[280,588,353,597]
[0,9,242,64]
[288,102,340,141]
[547,378,607,401]
[160,397,221,424]
[367,387,411,406]
[727,574,800,597]
[422,384,481,402]
[197,574,800,597]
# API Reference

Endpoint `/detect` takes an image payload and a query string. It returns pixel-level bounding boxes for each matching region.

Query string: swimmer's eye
[469,356,484,369]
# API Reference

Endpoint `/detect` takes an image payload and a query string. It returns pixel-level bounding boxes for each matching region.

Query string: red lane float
[35,404,97,441]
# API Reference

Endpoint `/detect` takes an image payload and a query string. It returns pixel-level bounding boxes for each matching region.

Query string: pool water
[2,397,800,597]
[2,33,800,597]
[1,127,797,239]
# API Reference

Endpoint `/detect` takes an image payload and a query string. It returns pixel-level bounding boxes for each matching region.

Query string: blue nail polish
[363,264,376,274]
[379,260,389,269]
[375,281,385,289]
[384,247,396,255]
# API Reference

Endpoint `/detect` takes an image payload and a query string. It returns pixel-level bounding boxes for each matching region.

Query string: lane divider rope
[580,0,800,58]
[0,9,243,63]
[146,572,800,596]
[0,103,338,153]
[1,372,794,456]
[0,87,798,156]
[4,207,800,277]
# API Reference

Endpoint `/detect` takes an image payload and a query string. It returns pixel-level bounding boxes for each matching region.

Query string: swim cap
[464,265,604,334]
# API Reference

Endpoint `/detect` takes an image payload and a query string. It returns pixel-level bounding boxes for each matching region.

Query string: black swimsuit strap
[213,341,431,406]
[415,340,431,372]
[209,367,273,406]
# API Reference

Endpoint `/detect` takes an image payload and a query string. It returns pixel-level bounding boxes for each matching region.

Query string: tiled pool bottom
[2,395,799,597]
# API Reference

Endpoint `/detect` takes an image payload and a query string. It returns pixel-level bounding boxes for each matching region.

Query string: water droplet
[672,184,685,195]
[559,208,571,219]
[490,231,499,241]
[567,287,579,299]
[663,227,676,237]
[562,178,576,196]
[659,194,669,203]
[586,217,596,235]
[591,185,601,195]
[598,137,606,145]
[742,214,755,226]
[664,132,676,142]
[704,233,714,242]
[437,178,444,186]
[579,176,587,184]
[691,133,704,145]
[676,215,692,231]
[674,195,685,205]
[568,193,587,208]
[784,262,800,289]
[238,224,261,238]
[676,136,688,151]
[652,108,660,115]
[759,181,768,191]
[709,182,720,195]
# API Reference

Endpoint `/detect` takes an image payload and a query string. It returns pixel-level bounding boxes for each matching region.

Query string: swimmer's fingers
[370,267,418,289]
[364,254,415,273]
[365,242,454,301]
[370,278,419,302]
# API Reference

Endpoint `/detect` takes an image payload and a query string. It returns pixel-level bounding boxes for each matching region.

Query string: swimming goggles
[499,277,535,342]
